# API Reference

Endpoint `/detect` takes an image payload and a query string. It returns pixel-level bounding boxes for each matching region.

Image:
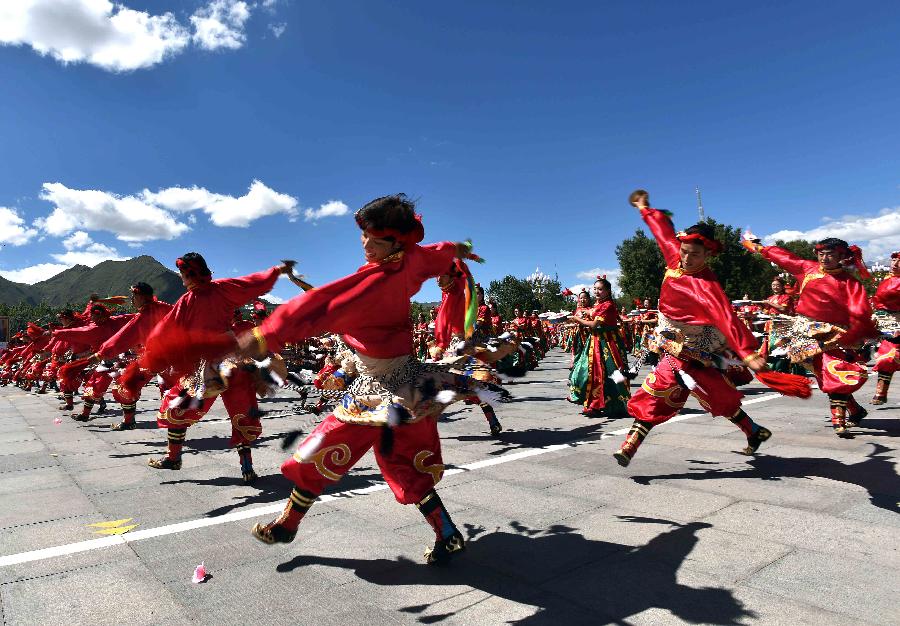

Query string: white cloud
[1,231,128,284]
[143,180,299,227]
[0,207,38,246]
[260,293,284,304]
[304,200,349,221]
[269,22,286,38]
[53,232,126,265]
[575,267,622,296]
[0,263,70,284]
[38,182,190,242]
[764,207,900,260]
[62,230,92,250]
[32,180,332,244]
[0,0,190,72]
[191,0,251,51]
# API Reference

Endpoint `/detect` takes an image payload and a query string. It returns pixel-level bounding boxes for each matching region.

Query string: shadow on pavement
[631,442,899,514]
[447,423,607,456]
[275,517,754,624]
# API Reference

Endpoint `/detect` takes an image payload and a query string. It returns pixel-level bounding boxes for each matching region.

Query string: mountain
[0,256,186,307]
[0,276,41,306]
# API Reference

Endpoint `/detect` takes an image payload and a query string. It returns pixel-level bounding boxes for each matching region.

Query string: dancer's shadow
[276,517,754,624]
[855,418,900,437]
[162,470,387,516]
[631,443,900,514]
[107,431,291,458]
[446,423,606,456]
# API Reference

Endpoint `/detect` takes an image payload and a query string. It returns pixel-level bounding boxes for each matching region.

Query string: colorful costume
[580,300,631,417]
[52,310,133,419]
[748,243,877,434]
[871,265,900,405]
[95,299,174,429]
[141,266,281,480]
[615,208,779,466]
[250,239,491,564]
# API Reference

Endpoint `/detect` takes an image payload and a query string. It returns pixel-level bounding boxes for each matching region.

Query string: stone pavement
[0,350,898,625]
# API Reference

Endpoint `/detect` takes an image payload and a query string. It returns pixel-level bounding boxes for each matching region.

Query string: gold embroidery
[303,444,352,481]
[414,450,444,484]
[825,359,867,386]
[640,372,688,408]
[230,413,262,443]
[799,270,826,294]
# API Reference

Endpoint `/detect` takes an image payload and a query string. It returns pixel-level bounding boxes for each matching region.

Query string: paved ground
[0,350,898,625]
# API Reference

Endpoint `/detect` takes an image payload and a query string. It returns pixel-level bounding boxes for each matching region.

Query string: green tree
[487,276,537,318]
[616,229,665,306]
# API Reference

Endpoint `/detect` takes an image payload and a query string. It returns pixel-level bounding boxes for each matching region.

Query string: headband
[176,257,212,280]
[361,214,425,247]
[676,231,723,255]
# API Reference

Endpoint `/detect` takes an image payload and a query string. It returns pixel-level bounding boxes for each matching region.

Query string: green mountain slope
[0,256,186,306]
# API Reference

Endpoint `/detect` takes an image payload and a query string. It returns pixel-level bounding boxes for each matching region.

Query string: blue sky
[1,0,899,303]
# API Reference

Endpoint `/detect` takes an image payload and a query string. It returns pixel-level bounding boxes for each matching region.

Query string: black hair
[816,237,849,251]
[58,309,74,319]
[354,194,419,235]
[178,252,212,277]
[771,276,785,285]
[684,222,717,241]
[132,282,154,296]
[594,277,612,291]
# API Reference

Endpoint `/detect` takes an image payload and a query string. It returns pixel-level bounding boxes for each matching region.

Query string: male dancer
[89,283,173,430]
[742,234,876,434]
[136,253,287,482]
[52,304,132,420]
[614,190,805,466]
[236,194,484,565]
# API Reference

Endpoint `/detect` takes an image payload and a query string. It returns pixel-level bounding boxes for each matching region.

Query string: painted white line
[0,392,783,568]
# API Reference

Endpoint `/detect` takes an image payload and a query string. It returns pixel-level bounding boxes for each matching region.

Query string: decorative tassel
[675,369,697,390]
[280,429,305,451]
[296,433,324,459]
[435,390,457,404]
[754,370,812,398]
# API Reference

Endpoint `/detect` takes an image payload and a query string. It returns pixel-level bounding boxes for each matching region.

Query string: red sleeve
[408,243,459,288]
[594,301,617,325]
[640,208,680,267]
[98,314,150,358]
[53,324,103,346]
[758,245,817,280]
[213,267,281,309]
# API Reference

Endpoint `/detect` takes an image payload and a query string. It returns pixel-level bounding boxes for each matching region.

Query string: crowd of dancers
[0,191,897,565]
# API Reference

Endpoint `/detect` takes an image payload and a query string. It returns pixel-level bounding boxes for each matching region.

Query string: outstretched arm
[631,191,680,267]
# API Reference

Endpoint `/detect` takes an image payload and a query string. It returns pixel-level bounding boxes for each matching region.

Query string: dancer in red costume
[613,190,807,467]
[138,253,289,482]
[237,194,486,565]
[742,233,877,435]
[53,304,133,420]
[88,283,173,430]
[870,251,900,405]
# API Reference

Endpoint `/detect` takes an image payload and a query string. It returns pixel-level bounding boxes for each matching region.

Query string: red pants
[873,340,900,374]
[82,370,113,402]
[627,355,744,425]
[811,350,868,395]
[156,368,261,446]
[281,414,444,505]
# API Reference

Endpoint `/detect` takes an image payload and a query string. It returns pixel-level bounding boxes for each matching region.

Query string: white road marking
[0,393,783,568]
